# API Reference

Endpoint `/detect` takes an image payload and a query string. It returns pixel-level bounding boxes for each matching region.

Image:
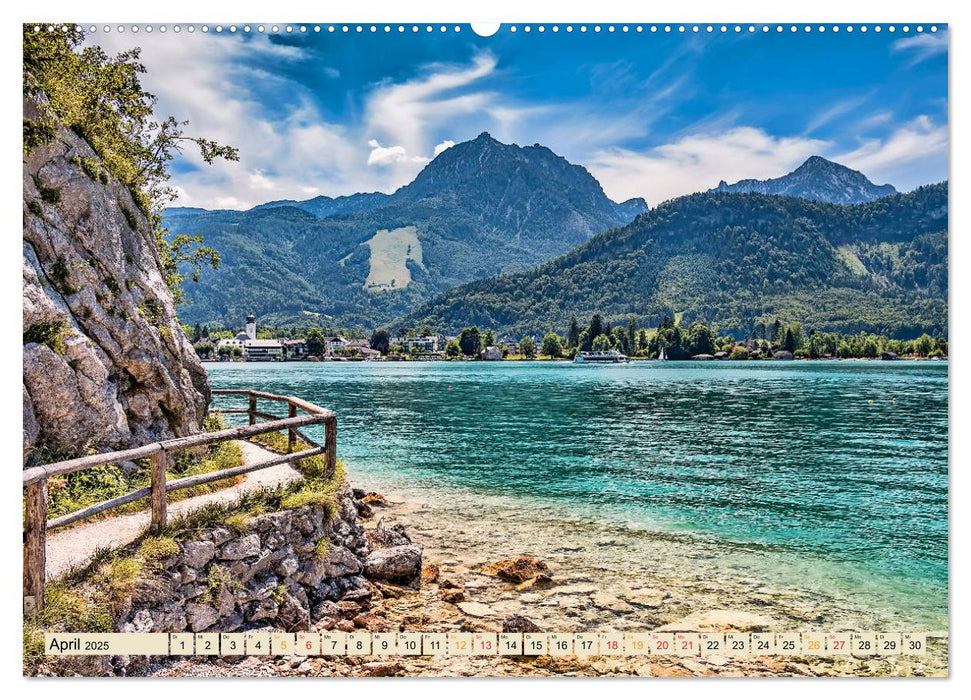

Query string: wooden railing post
[287,402,297,453]
[150,450,168,529]
[248,393,257,426]
[325,417,337,476]
[23,479,47,614]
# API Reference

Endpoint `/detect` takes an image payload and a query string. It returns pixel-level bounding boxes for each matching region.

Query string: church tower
[246,314,256,340]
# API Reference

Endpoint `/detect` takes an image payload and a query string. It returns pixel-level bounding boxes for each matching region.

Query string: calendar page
[21,15,948,680]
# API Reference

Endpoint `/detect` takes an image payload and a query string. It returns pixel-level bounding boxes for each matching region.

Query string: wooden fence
[22,389,336,614]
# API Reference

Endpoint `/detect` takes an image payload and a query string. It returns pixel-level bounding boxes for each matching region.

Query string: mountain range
[164,136,946,338]
[163,133,647,327]
[404,183,947,338]
[711,155,898,204]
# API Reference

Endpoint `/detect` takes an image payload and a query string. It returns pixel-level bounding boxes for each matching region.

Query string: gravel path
[45,441,301,578]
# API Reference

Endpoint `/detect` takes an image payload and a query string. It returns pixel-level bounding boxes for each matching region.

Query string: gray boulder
[364,544,423,584]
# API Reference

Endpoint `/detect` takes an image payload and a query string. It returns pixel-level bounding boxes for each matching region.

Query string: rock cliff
[23,96,209,461]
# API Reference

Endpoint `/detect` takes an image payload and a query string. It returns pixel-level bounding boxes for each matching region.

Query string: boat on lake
[573,350,630,364]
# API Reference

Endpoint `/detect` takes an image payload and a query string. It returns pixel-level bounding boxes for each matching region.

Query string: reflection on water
[208,360,948,626]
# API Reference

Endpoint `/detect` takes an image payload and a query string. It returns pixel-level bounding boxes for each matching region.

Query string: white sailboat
[658,346,667,361]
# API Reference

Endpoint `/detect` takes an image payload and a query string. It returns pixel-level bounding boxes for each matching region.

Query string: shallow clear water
[207,360,948,626]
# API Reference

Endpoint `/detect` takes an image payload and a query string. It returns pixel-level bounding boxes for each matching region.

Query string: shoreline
[334,472,948,676]
[150,471,948,678]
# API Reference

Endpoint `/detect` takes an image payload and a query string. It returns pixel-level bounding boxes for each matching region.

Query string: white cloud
[85,36,530,207]
[361,53,536,188]
[247,170,277,191]
[366,139,429,167]
[803,94,872,135]
[892,32,948,65]
[589,127,828,206]
[835,115,948,187]
[433,140,456,157]
[88,32,383,209]
[366,53,498,156]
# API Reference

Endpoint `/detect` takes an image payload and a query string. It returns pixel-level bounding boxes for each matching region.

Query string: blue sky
[97,24,948,209]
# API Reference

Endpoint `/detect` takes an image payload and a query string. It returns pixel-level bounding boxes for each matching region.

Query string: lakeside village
[190,313,948,363]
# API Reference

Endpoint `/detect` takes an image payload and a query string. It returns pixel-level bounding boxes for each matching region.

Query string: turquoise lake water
[207,360,948,625]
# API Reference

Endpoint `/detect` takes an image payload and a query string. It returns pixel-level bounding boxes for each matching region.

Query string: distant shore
[200,356,948,364]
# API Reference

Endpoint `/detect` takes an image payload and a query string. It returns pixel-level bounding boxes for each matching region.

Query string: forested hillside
[402,184,948,338]
[163,132,647,327]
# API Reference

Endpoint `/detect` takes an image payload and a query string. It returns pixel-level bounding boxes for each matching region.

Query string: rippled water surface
[207,360,948,625]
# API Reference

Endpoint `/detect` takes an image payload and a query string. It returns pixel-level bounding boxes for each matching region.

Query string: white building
[244,338,283,361]
[391,335,446,354]
[216,314,284,361]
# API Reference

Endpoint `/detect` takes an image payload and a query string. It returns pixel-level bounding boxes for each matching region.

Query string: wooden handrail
[22,389,337,614]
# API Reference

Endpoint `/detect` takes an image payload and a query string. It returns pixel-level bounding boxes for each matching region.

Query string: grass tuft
[137,536,179,564]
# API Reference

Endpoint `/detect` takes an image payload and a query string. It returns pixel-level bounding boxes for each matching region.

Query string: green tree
[638,329,650,355]
[444,339,461,358]
[862,336,879,358]
[914,333,934,356]
[541,332,562,359]
[586,314,605,350]
[788,323,807,352]
[306,328,326,356]
[370,329,390,355]
[459,326,482,356]
[577,329,591,353]
[592,334,613,352]
[520,335,536,359]
[686,322,716,356]
[627,315,638,354]
[568,316,581,350]
[770,319,783,345]
[23,27,238,305]
[611,325,629,354]
[482,329,496,348]
[783,329,796,353]
[667,326,688,360]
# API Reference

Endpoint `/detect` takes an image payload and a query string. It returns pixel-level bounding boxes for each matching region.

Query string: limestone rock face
[22,96,209,461]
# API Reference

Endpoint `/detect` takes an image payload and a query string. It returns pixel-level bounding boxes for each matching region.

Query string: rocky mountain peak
[711,156,897,205]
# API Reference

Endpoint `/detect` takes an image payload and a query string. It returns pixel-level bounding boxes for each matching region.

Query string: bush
[76,155,107,183]
[24,320,68,355]
[103,276,121,295]
[729,346,750,360]
[48,256,77,295]
[23,117,55,154]
[137,299,164,325]
[120,206,139,231]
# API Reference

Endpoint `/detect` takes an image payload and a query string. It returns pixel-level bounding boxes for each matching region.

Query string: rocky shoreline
[140,484,947,678]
